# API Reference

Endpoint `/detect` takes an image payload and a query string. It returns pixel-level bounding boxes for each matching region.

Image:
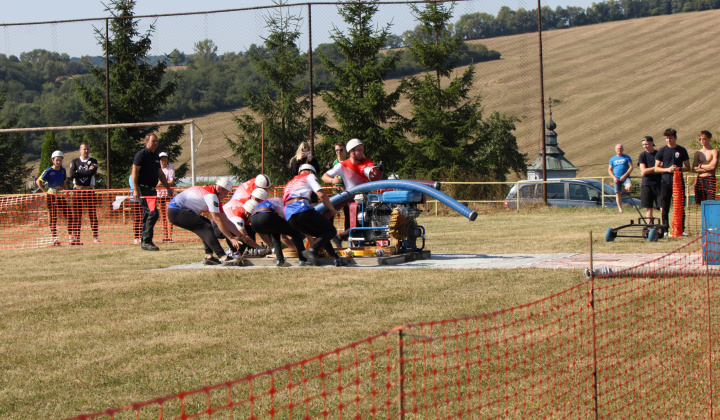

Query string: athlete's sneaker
[275,258,291,267]
[93,237,101,244]
[298,260,314,266]
[141,242,159,251]
[222,255,244,266]
[334,257,348,267]
[302,249,319,266]
[203,256,221,265]
[331,236,342,248]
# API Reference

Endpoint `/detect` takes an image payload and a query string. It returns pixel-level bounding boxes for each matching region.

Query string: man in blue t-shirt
[608,144,633,213]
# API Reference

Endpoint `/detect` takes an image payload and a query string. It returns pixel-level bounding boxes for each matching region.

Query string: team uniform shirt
[253,198,285,218]
[283,173,323,220]
[157,165,175,197]
[638,151,661,187]
[223,197,252,230]
[609,154,632,178]
[655,145,690,184]
[229,179,257,202]
[69,157,98,187]
[168,185,223,215]
[325,158,376,190]
[39,167,67,188]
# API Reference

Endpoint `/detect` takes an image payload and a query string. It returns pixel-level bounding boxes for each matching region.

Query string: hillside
[54,9,720,181]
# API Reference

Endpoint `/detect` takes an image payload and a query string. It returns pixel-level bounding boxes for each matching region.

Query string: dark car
[504,179,641,209]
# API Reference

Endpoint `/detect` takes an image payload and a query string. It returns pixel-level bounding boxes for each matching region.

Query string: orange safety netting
[671,170,686,237]
[0,187,344,249]
[63,233,720,419]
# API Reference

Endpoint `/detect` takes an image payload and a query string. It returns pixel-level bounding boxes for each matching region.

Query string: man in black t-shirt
[638,136,661,221]
[654,128,690,235]
[131,133,174,251]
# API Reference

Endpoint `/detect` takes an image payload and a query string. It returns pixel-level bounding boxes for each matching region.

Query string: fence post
[398,328,405,420]
[706,225,714,418]
[589,231,600,420]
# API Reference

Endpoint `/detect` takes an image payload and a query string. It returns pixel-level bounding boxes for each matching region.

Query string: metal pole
[190,121,196,186]
[308,3,315,152]
[261,122,265,174]
[537,0,547,204]
[105,18,111,188]
[398,328,405,420]
[589,231,599,420]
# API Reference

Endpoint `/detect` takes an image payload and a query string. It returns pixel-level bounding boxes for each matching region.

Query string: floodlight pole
[538,0,548,204]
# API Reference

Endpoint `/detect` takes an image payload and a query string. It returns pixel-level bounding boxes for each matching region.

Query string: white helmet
[254,174,272,188]
[243,199,259,214]
[346,138,362,152]
[215,177,233,192]
[251,188,268,201]
[298,163,316,174]
[51,150,64,159]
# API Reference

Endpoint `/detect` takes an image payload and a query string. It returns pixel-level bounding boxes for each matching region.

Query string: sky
[1,0,595,57]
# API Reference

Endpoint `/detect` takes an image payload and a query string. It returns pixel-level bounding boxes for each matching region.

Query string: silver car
[504,179,641,209]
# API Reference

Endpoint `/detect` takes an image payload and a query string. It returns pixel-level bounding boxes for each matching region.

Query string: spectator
[131,133,174,251]
[166,178,243,265]
[156,152,175,243]
[285,164,347,267]
[638,136,661,221]
[692,130,718,205]
[69,142,100,244]
[36,150,72,246]
[654,128,691,235]
[289,141,320,179]
[608,143,633,213]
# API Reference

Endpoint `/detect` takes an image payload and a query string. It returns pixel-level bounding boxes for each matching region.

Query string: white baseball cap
[158,152,168,158]
[251,188,268,201]
[254,174,272,188]
[243,199,259,213]
[215,177,233,192]
[346,138,362,152]
[298,163,316,174]
[51,150,64,159]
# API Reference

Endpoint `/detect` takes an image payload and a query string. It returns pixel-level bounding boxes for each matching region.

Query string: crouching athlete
[166,177,243,266]
[249,195,309,267]
[284,164,348,267]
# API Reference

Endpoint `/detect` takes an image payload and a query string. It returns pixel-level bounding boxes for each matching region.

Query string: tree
[400,2,526,181]
[38,131,59,177]
[318,1,407,171]
[0,92,31,193]
[193,39,218,65]
[74,0,183,188]
[226,1,327,184]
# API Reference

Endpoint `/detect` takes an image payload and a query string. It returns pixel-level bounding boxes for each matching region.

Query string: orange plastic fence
[63,234,720,419]
[0,187,343,249]
[671,170,686,237]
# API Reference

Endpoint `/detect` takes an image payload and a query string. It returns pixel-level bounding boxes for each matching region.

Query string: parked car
[504,179,642,209]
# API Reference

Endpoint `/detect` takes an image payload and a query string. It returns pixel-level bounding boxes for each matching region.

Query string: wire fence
[62,233,720,419]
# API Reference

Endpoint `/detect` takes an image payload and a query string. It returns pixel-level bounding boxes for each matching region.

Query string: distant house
[526,114,578,180]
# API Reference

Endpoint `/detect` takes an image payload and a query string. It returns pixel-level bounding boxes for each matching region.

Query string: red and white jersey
[167,185,223,215]
[283,173,322,220]
[229,179,257,202]
[224,197,251,230]
[325,158,375,190]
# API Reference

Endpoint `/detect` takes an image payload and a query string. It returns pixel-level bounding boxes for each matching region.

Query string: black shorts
[640,184,660,209]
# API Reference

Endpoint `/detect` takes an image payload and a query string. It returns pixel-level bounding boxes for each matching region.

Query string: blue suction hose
[315,179,478,221]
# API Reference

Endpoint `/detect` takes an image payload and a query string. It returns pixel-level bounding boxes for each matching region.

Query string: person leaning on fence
[608,143,633,213]
[638,136,662,220]
[166,178,243,266]
[131,133,174,251]
[285,164,347,267]
[692,130,718,205]
[156,152,175,243]
[68,142,100,244]
[36,150,73,246]
[654,128,691,235]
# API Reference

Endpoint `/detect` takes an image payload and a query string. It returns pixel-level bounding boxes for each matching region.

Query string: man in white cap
[285,164,347,266]
[322,138,383,245]
[166,177,243,265]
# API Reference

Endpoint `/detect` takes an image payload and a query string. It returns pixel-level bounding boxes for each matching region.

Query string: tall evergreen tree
[400,2,526,181]
[38,131,59,177]
[226,1,327,184]
[74,0,183,188]
[0,92,31,194]
[318,1,407,170]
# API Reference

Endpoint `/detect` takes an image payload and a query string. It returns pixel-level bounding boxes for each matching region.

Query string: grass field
[0,206,695,419]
